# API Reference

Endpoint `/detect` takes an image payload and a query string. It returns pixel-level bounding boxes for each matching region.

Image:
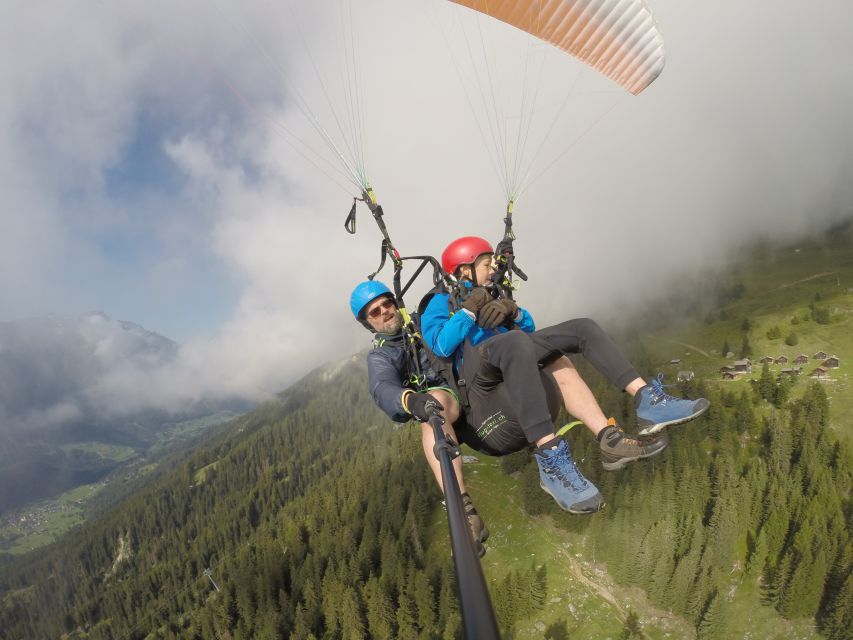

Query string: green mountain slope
[1,232,852,640]
[635,225,853,445]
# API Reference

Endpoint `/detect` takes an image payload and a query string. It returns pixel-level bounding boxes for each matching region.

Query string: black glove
[500,297,519,321]
[406,392,443,422]
[478,299,509,329]
[460,287,492,316]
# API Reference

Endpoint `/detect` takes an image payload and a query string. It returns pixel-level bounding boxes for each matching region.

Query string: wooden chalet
[822,356,840,369]
[759,356,774,364]
[734,359,752,373]
[810,366,829,378]
[779,367,801,377]
[722,371,744,380]
[775,355,789,364]
[813,351,828,360]
[794,354,809,365]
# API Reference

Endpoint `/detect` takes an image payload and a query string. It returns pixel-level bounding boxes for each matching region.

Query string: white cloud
[2,0,853,425]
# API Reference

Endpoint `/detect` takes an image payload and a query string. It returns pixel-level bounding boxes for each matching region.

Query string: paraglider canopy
[449,0,666,95]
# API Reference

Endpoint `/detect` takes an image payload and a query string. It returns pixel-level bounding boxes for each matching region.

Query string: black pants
[456,318,638,456]
[533,318,639,391]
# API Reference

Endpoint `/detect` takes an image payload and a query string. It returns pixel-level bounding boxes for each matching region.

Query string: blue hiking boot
[636,373,710,435]
[534,438,603,514]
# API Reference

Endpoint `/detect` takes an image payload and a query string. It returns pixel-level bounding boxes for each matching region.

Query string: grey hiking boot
[598,418,668,471]
[462,492,489,558]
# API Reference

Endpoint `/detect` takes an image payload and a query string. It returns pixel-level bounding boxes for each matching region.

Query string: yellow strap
[401,389,414,414]
[556,421,583,437]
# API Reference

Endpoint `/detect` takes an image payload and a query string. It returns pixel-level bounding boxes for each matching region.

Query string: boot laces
[649,373,679,405]
[542,441,588,489]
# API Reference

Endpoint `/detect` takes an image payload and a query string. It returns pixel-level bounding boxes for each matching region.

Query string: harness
[346,188,458,392]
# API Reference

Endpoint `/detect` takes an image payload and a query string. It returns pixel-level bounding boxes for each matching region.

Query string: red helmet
[441,236,493,275]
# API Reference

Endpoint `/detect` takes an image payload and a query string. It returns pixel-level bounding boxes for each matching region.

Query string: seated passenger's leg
[536,319,711,434]
[474,331,554,446]
[546,357,668,470]
[533,436,603,513]
[534,318,640,391]
[634,374,711,435]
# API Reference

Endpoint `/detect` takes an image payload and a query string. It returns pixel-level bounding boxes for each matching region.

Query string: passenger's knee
[495,330,534,350]
[489,331,536,365]
[575,317,601,332]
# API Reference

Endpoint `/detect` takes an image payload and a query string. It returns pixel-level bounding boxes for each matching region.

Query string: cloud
[1,0,853,428]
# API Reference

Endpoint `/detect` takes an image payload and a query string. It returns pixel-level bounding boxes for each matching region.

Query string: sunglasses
[367,298,397,319]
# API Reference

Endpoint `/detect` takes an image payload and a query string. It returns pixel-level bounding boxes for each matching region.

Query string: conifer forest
[0,350,851,639]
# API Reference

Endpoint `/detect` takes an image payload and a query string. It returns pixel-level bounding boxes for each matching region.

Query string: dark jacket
[367,331,449,423]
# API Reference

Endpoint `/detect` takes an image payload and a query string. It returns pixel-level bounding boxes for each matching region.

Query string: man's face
[459,253,496,285]
[364,295,402,333]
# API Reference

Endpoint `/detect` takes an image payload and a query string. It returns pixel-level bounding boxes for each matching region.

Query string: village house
[720,365,735,374]
[822,356,840,369]
[775,355,788,364]
[734,359,752,373]
[759,356,774,364]
[810,366,829,378]
[794,354,809,365]
[722,371,744,380]
[779,367,801,377]
[813,351,828,360]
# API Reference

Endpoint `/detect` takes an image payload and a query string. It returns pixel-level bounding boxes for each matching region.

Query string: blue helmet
[349,280,393,319]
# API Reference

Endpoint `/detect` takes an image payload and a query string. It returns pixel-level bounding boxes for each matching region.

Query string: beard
[380,312,403,334]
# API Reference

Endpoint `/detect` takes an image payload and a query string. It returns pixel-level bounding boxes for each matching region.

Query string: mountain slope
[0,313,245,515]
[1,231,852,639]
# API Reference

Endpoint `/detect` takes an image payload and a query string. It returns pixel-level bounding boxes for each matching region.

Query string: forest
[0,346,851,639]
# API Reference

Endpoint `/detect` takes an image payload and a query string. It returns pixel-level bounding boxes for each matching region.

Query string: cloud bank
[1,0,852,428]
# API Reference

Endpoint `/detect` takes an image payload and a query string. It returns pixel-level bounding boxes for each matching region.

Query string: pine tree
[363,578,395,639]
[338,586,367,640]
[820,570,853,640]
[697,591,727,640]
[619,609,643,639]
[395,589,419,640]
[758,363,775,402]
[739,334,752,359]
[773,375,793,407]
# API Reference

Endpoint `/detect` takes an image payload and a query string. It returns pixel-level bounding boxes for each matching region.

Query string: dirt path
[646,335,713,359]
[498,488,623,612]
[486,471,693,637]
[777,271,837,289]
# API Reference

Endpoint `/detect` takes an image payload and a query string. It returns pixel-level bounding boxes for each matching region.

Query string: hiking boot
[534,438,603,514]
[462,493,489,558]
[636,373,711,435]
[599,418,668,471]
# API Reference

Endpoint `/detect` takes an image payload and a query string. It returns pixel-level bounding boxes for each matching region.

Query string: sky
[2,0,853,419]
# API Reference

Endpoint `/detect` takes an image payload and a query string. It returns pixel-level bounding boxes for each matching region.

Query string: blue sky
[2,0,853,412]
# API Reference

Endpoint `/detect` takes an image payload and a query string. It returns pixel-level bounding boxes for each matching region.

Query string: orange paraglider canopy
[449,0,665,95]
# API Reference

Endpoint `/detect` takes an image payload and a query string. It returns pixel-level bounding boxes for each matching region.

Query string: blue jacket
[421,285,535,363]
[367,332,449,423]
